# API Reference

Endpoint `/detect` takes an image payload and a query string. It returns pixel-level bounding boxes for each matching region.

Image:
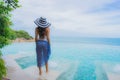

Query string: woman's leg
[45,62,48,73]
[39,67,42,75]
[43,42,50,74]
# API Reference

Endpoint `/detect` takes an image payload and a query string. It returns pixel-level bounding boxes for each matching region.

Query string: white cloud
[11,0,120,38]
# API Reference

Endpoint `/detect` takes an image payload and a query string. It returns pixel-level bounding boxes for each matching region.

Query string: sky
[11,0,120,38]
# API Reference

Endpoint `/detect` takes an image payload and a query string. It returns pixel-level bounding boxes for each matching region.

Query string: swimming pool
[2,39,120,80]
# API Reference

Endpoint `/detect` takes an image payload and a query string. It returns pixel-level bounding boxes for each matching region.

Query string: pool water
[2,40,120,80]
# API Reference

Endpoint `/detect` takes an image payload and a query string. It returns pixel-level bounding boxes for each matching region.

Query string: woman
[34,17,51,76]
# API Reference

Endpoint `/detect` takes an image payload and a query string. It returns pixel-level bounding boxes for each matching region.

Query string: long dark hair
[37,27,46,38]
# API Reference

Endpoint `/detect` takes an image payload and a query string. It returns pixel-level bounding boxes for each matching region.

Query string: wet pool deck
[102,63,120,80]
[3,54,60,80]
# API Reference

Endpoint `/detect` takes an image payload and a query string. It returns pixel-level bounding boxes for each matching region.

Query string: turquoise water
[2,38,120,80]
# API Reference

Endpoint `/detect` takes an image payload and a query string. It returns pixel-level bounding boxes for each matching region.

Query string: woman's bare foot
[39,71,42,75]
[39,67,42,75]
[46,70,48,74]
[38,75,44,80]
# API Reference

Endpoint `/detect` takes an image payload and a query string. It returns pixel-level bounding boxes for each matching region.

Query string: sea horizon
[50,37,120,46]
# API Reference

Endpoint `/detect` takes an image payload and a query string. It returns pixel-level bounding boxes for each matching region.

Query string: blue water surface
[1,38,120,80]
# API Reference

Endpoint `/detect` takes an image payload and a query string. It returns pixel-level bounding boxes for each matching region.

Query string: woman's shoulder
[35,27,39,29]
[35,27,39,34]
[45,27,50,32]
[35,27,39,31]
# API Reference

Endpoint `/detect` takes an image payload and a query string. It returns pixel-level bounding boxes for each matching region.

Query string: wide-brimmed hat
[34,17,51,28]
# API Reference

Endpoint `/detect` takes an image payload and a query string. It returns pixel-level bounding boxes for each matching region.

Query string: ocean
[1,38,120,80]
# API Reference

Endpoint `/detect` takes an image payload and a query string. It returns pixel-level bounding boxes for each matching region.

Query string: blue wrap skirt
[36,40,51,67]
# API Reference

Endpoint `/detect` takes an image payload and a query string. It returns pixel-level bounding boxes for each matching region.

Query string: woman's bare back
[35,27,50,44]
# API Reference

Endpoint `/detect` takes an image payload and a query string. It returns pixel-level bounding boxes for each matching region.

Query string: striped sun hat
[34,17,51,28]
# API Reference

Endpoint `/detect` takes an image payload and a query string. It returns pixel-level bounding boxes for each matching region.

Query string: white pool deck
[3,54,120,80]
[102,63,120,80]
[3,54,61,80]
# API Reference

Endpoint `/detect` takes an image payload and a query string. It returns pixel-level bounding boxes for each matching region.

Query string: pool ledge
[102,63,120,80]
[3,54,60,80]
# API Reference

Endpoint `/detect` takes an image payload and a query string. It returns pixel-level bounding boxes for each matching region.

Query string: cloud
[11,0,120,38]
